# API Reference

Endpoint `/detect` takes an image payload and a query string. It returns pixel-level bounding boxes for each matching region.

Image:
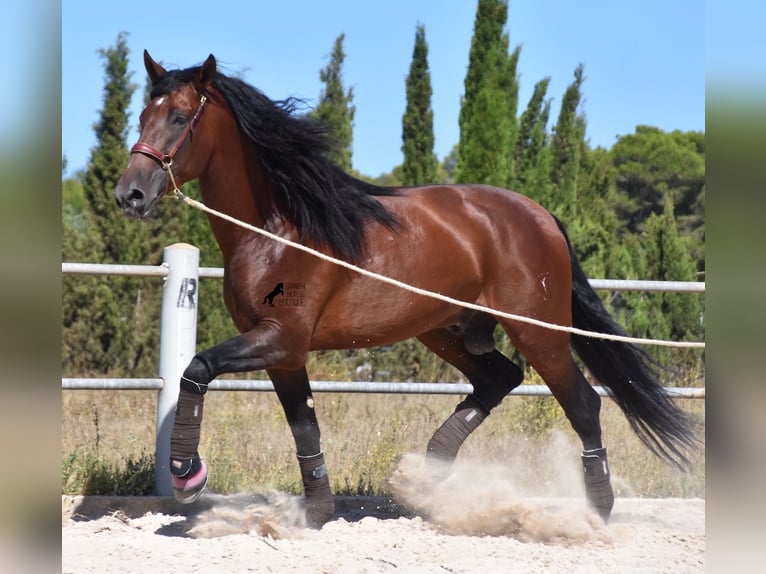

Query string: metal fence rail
[62,261,705,292]
[62,378,705,398]
[62,244,705,494]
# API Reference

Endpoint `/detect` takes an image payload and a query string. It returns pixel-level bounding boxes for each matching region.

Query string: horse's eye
[172,113,189,126]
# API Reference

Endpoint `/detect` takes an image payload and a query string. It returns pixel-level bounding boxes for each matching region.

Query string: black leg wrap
[170,388,205,463]
[298,452,334,528]
[582,447,615,522]
[426,397,488,465]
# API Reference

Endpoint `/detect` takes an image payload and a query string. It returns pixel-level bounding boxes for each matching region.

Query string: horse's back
[390,183,557,228]
[384,183,566,259]
[384,183,573,323]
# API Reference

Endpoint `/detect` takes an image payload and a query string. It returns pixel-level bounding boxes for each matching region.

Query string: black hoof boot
[582,447,614,522]
[298,452,334,528]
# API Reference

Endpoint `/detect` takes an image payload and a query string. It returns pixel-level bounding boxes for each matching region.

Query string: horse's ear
[195,54,217,90]
[144,50,167,84]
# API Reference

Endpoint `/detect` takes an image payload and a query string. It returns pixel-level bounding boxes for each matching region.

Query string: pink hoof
[172,460,208,504]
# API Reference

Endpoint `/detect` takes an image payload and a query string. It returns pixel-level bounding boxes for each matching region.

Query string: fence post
[156,243,200,496]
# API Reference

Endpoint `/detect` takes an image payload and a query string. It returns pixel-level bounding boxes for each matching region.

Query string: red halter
[130,93,208,168]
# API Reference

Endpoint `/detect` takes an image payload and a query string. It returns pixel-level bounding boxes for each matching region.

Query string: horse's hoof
[305,497,335,529]
[582,448,614,522]
[172,460,208,504]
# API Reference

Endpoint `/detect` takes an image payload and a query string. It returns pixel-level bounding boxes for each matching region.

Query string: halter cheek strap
[131,93,208,168]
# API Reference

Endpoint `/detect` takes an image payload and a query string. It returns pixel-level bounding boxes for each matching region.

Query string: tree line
[62,0,704,384]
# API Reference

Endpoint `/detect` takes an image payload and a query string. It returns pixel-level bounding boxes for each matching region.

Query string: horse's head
[115,51,217,218]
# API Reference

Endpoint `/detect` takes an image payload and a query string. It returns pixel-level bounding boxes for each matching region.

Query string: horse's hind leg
[417,328,524,468]
[508,329,614,520]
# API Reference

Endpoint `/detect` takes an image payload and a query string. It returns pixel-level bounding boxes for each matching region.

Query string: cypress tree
[81,32,142,264]
[455,0,516,186]
[550,64,586,218]
[63,32,145,376]
[401,24,438,185]
[460,0,506,111]
[503,45,522,186]
[312,34,355,172]
[569,147,620,278]
[514,77,551,198]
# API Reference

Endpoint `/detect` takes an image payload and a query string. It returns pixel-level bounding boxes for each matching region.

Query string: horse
[115,51,697,527]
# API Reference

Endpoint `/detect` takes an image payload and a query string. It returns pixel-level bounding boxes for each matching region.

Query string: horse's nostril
[128,188,145,205]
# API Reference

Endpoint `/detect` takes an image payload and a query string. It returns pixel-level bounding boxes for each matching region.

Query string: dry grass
[62,380,704,498]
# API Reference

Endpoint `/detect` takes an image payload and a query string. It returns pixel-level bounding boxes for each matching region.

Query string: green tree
[610,126,705,258]
[63,32,146,376]
[80,32,142,264]
[502,45,522,186]
[455,0,516,186]
[643,199,702,333]
[312,33,355,172]
[62,176,86,231]
[401,24,438,185]
[549,64,586,219]
[568,146,620,278]
[513,77,552,201]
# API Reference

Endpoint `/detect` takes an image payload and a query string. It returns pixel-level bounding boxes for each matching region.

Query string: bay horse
[115,51,697,527]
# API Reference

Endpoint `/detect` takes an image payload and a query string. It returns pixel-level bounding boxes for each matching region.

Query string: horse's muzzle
[114,168,166,218]
[115,186,151,219]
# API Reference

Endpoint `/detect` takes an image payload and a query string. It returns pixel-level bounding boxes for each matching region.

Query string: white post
[156,243,200,496]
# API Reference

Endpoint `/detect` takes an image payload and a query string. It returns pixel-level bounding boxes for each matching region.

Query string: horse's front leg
[167,327,317,505]
[268,367,334,528]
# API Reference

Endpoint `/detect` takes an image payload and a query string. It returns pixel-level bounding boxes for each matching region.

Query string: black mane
[151,65,399,263]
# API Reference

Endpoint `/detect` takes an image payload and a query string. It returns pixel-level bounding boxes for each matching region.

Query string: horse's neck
[198,144,279,261]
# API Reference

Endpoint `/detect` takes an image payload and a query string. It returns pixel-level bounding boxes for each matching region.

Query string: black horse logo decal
[263,282,284,307]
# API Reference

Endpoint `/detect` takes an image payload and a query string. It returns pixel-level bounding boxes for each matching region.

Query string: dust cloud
[389,432,611,544]
[185,491,307,539]
[182,433,611,544]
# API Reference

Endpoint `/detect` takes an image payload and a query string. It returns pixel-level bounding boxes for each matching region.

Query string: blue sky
[61,0,705,179]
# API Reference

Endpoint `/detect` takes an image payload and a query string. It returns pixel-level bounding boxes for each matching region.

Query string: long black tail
[554,218,699,468]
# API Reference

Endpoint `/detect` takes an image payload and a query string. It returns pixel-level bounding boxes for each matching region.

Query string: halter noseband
[131,93,208,169]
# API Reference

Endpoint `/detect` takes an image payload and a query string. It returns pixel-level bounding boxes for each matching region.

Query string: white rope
[174,191,704,349]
